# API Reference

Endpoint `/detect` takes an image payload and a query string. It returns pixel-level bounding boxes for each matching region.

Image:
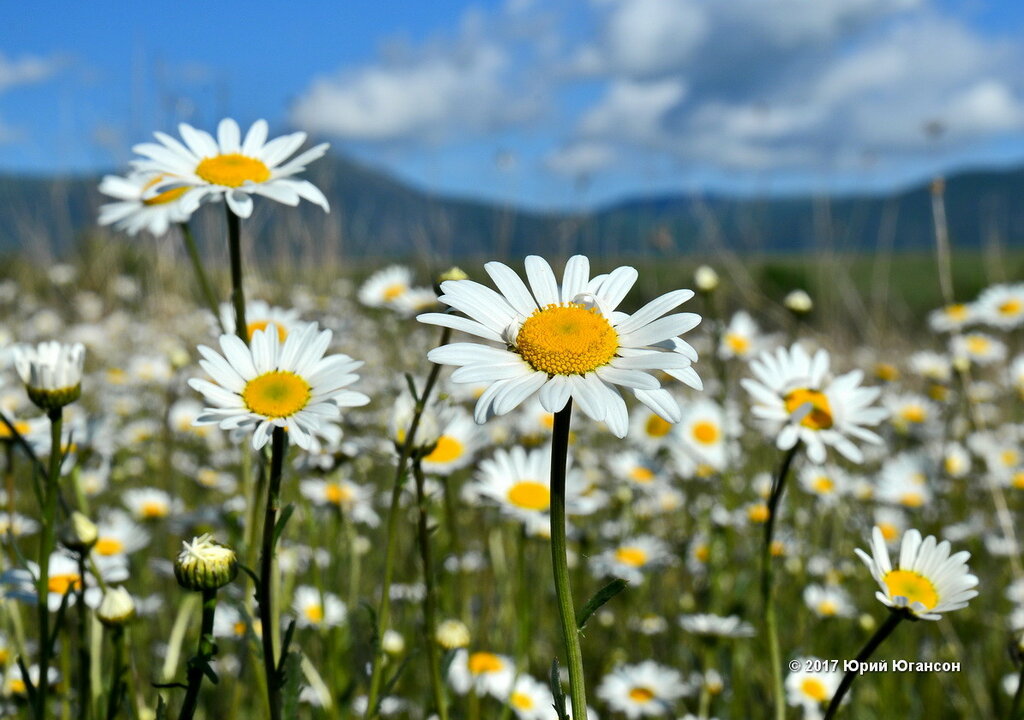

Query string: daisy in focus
[418,255,701,437]
[189,323,368,451]
[855,526,979,620]
[741,344,886,464]
[131,118,330,218]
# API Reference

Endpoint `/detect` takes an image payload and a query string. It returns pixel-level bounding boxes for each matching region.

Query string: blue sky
[3,0,1024,209]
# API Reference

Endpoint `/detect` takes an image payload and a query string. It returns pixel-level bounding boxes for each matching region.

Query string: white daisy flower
[97,171,192,236]
[189,323,369,451]
[785,656,842,718]
[672,398,733,477]
[741,344,886,464]
[718,310,765,360]
[218,300,301,342]
[589,535,673,585]
[974,283,1024,329]
[855,526,979,620]
[420,409,485,475]
[418,255,702,438]
[802,584,855,619]
[596,660,690,718]
[928,303,975,333]
[131,117,330,218]
[505,674,555,720]
[292,585,347,629]
[678,613,755,638]
[797,464,850,505]
[14,341,85,396]
[299,477,379,527]
[358,265,414,309]
[950,332,1006,366]
[122,487,182,521]
[447,649,515,698]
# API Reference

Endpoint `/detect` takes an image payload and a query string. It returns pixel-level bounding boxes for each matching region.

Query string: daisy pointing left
[189,322,367,720]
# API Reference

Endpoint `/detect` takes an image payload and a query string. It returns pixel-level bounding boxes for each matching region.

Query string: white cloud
[599,0,707,78]
[579,78,687,141]
[0,52,59,92]
[546,141,616,177]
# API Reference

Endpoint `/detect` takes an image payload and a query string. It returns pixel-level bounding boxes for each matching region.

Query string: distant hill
[2,153,1023,260]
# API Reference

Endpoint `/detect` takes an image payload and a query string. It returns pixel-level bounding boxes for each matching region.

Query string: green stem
[412,459,449,720]
[104,627,126,720]
[760,442,800,720]
[177,589,219,720]
[259,427,287,720]
[34,408,63,719]
[226,205,248,344]
[76,554,91,720]
[550,401,587,719]
[178,223,224,333]
[823,611,904,720]
[365,327,451,718]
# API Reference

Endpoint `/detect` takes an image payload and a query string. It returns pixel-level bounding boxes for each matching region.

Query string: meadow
[0,118,1022,720]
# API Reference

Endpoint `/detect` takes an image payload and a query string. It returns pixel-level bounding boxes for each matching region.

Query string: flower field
[1,118,1023,720]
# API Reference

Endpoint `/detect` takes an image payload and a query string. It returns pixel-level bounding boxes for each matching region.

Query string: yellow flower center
[424,435,464,464]
[628,686,655,703]
[468,652,504,675]
[511,692,534,710]
[899,492,924,508]
[304,604,324,624]
[748,504,770,523]
[875,363,899,381]
[506,481,551,511]
[900,405,926,424]
[615,546,648,567]
[1001,450,1019,467]
[95,537,124,556]
[883,569,938,609]
[0,420,30,440]
[242,371,311,419]
[800,677,829,702]
[383,283,406,301]
[725,333,750,354]
[879,523,898,542]
[811,476,834,494]
[784,388,833,430]
[644,414,672,438]
[629,466,654,484]
[1013,471,1024,490]
[515,303,618,376]
[691,420,720,445]
[965,335,990,355]
[325,483,354,505]
[140,174,190,205]
[999,299,1022,316]
[141,502,168,519]
[945,304,968,320]
[48,573,82,595]
[9,678,26,695]
[233,621,247,636]
[247,320,288,342]
[817,600,837,616]
[693,544,710,563]
[195,153,271,187]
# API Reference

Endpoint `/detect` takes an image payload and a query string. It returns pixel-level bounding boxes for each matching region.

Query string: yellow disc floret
[784,388,833,430]
[195,153,271,187]
[468,652,505,675]
[628,686,655,703]
[615,546,648,567]
[883,569,938,610]
[424,435,464,464]
[242,371,311,419]
[506,481,551,511]
[515,303,618,376]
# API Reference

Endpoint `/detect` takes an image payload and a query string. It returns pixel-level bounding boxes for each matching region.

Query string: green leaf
[549,658,568,720]
[271,503,296,548]
[155,695,168,720]
[281,651,303,719]
[576,578,628,630]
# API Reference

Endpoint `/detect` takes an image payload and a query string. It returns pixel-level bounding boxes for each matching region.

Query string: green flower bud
[174,534,237,592]
[97,586,136,627]
[61,511,98,552]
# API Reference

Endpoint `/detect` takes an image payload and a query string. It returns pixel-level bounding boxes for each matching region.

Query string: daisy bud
[438,267,469,284]
[382,630,405,655]
[694,265,719,293]
[174,534,238,592]
[14,341,85,411]
[435,619,470,650]
[97,587,136,627]
[784,289,813,315]
[61,511,98,552]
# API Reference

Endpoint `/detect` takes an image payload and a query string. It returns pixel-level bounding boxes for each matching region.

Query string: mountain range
[2,153,1023,260]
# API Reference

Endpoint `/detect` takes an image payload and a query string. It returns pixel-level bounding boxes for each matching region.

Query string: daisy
[608,450,664,493]
[628,405,677,451]
[974,283,1024,329]
[292,586,347,629]
[718,310,764,360]
[218,300,300,342]
[122,487,182,521]
[741,344,886,464]
[92,511,150,560]
[596,661,689,719]
[131,118,330,218]
[589,535,673,585]
[189,322,369,451]
[299,476,380,527]
[803,584,855,618]
[420,409,485,475]
[874,454,931,509]
[14,341,85,409]
[447,649,515,698]
[672,399,732,477]
[884,393,936,435]
[785,657,842,719]
[855,526,979,620]
[928,303,975,333]
[358,265,414,310]
[950,332,1006,366]
[418,255,702,438]
[678,613,755,638]
[505,674,555,720]
[97,171,192,236]
[797,465,850,505]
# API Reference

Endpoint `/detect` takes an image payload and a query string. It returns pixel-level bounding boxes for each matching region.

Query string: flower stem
[365,327,451,718]
[550,400,588,719]
[34,407,63,720]
[259,427,287,720]
[104,626,126,720]
[760,442,800,720]
[76,553,91,720]
[412,459,449,720]
[177,589,219,720]
[226,205,247,344]
[823,611,904,720]
[178,223,224,333]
